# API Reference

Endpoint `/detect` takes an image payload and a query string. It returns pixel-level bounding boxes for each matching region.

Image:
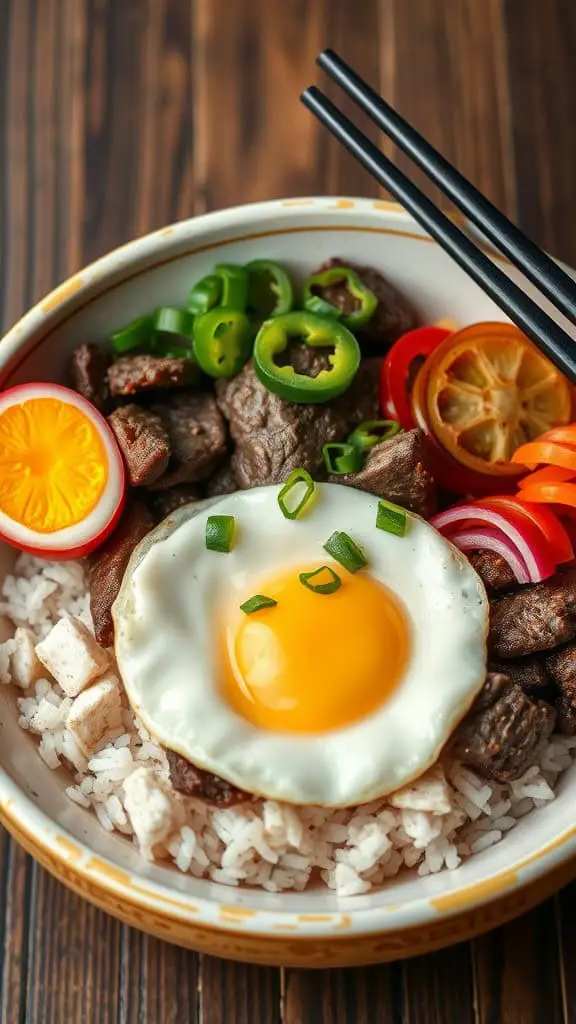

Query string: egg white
[113,484,489,807]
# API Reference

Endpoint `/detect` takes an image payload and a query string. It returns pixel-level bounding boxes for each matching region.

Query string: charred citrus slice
[424,323,572,477]
[0,383,125,557]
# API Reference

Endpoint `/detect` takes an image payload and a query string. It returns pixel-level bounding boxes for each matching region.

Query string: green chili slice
[253,311,360,403]
[299,565,341,594]
[277,469,315,520]
[323,531,368,574]
[110,315,153,355]
[205,514,236,553]
[302,266,378,329]
[245,259,294,323]
[187,273,222,315]
[240,594,278,614]
[323,443,363,475]
[376,500,408,537]
[152,306,195,357]
[193,307,252,378]
[348,419,402,450]
[214,263,249,310]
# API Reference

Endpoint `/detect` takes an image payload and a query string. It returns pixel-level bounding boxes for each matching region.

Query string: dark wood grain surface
[0,1,575,1021]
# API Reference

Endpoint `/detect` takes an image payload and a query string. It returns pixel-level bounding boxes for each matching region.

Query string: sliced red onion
[446,527,531,584]
[431,504,555,582]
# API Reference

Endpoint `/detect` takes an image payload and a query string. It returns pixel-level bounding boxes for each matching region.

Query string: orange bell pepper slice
[518,465,576,489]
[517,482,576,511]
[511,441,576,471]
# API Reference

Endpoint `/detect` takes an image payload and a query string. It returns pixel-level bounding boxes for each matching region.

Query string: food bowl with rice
[0,197,575,968]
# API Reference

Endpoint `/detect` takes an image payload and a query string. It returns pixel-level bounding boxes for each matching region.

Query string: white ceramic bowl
[0,197,574,968]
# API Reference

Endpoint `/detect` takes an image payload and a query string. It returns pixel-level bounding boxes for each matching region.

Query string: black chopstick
[300,86,576,384]
[317,49,576,328]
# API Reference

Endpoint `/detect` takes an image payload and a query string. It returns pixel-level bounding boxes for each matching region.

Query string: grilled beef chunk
[148,485,202,523]
[151,392,227,488]
[108,404,170,487]
[166,749,250,806]
[545,645,576,734]
[469,550,517,594]
[312,257,419,348]
[454,672,556,782]
[489,570,576,659]
[107,355,198,397]
[205,460,238,497]
[489,657,552,702]
[70,343,110,411]
[87,503,153,647]
[330,427,436,519]
[215,355,381,488]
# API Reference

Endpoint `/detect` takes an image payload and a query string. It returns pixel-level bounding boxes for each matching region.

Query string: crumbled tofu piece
[36,616,108,697]
[389,765,452,814]
[10,628,45,689]
[66,675,123,755]
[123,766,175,857]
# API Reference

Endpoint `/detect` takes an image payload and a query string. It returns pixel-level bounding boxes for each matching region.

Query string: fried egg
[113,484,489,806]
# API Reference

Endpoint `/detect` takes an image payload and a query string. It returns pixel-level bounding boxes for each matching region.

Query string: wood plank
[0,840,34,1024]
[283,965,402,1024]
[119,926,200,1024]
[400,945,475,1024]
[198,957,280,1024]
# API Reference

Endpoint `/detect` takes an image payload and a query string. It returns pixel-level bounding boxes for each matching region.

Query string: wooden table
[1,2,575,1021]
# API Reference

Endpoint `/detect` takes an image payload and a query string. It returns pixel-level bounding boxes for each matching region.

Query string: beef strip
[215,355,381,488]
[148,485,202,523]
[70,343,110,411]
[87,503,154,647]
[489,569,576,659]
[545,644,576,734]
[329,427,437,519]
[107,355,198,397]
[166,749,251,806]
[151,392,227,488]
[454,671,556,782]
[205,460,238,497]
[312,257,419,348]
[469,550,517,594]
[108,404,170,487]
[488,657,552,702]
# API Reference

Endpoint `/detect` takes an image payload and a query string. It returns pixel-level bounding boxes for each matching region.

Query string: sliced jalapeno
[303,265,378,329]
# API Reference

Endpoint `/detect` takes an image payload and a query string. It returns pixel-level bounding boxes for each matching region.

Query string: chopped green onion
[240,594,278,614]
[205,515,236,553]
[348,420,402,450]
[110,315,153,355]
[277,468,315,520]
[376,500,408,537]
[188,273,222,315]
[323,443,363,475]
[299,565,341,594]
[323,531,368,574]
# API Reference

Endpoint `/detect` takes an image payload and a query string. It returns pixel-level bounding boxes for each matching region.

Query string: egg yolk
[0,398,108,532]
[220,562,410,733]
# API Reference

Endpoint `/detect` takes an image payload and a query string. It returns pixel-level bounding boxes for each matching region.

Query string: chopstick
[300,83,576,384]
[317,49,576,328]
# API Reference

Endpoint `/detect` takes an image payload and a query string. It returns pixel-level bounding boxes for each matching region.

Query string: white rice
[1,553,575,897]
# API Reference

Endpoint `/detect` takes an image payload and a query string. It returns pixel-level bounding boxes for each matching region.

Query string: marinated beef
[454,672,556,782]
[107,355,198,397]
[148,485,202,523]
[151,392,227,488]
[313,257,419,348]
[166,749,250,806]
[215,356,381,488]
[545,644,576,734]
[489,569,576,659]
[108,404,170,487]
[205,460,238,497]
[70,343,110,411]
[469,550,517,594]
[87,503,154,647]
[330,427,436,519]
[489,657,552,702]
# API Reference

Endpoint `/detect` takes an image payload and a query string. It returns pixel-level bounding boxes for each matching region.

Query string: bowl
[0,196,574,968]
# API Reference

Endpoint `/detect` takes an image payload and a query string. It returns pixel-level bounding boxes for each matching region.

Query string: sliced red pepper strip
[380,325,450,429]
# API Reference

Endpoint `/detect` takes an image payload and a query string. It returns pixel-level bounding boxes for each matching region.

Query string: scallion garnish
[277,468,315,520]
[205,515,236,553]
[240,594,278,614]
[110,315,153,355]
[299,565,341,594]
[323,531,368,573]
[347,419,402,450]
[376,500,408,537]
[322,442,363,475]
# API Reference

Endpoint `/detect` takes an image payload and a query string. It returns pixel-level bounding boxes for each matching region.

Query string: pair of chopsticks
[301,50,576,384]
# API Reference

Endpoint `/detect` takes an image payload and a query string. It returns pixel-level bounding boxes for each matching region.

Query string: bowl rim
[0,194,575,949]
